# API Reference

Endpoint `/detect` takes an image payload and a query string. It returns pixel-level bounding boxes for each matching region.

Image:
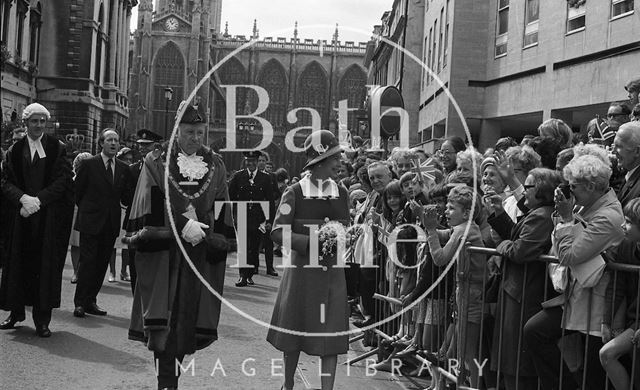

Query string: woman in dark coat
[267,130,349,390]
[485,167,561,390]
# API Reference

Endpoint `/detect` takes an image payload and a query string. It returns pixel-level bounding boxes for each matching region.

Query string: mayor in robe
[126,102,235,390]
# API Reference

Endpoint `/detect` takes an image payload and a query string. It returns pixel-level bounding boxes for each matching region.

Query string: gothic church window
[153,42,185,134]
[257,59,288,131]
[296,61,328,130]
[215,56,247,117]
[338,65,367,132]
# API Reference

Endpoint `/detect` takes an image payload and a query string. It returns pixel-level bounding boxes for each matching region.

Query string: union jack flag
[410,157,439,184]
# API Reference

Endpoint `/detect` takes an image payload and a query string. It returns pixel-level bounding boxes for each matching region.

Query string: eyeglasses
[438,150,456,156]
[607,112,627,118]
[523,184,535,190]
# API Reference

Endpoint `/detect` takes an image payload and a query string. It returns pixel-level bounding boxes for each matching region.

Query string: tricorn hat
[136,128,162,143]
[302,130,343,171]
[177,101,205,124]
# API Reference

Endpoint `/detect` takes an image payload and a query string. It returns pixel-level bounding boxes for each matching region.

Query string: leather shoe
[235,278,248,287]
[247,277,255,285]
[266,270,279,277]
[73,306,85,318]
[0,313,25,329]
[36,325,51,338]
[353,315,374,328]
[85,303,107,316]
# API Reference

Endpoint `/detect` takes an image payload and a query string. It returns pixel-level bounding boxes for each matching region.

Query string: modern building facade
[417,0,639,153]
[1,0,137,152]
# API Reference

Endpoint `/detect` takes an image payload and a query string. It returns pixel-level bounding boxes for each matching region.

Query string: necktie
[32,150,40,165]
[106,158,113,183]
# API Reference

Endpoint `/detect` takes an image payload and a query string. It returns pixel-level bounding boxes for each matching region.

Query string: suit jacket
[618,167,640,208]
[75,154,133,236]
[228,168,275,227]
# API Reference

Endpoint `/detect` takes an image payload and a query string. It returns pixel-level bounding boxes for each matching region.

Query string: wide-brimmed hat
[302,130,343,171]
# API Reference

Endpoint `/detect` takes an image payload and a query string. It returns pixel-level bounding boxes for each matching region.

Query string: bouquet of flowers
[317,218,348,264]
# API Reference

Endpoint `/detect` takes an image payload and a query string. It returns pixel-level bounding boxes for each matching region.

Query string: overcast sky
[130,0,391,43]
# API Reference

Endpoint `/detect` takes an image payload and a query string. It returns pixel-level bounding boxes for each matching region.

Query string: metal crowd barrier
[346,244,640,390]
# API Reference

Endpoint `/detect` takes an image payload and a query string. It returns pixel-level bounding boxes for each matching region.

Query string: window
[426,28,432,86]
[1,0,12,43]
[431,20,437,77]
[28,4,42,64]
[612,0,634,18]
[495,0,509,57]
[523,0,539,47]
[567,4,586,33]
[437,7,444,72]
[422,35,428,90]
[15,1,27,59]
[443,0,450,67]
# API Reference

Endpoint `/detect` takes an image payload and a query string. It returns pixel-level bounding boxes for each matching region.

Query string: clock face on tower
[165,17,179,32]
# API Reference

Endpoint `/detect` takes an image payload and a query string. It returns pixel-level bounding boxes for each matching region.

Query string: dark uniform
[228,152,275,285]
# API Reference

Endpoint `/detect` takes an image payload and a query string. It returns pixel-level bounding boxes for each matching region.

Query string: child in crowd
[422,185,487,388]
[600,197,640,390]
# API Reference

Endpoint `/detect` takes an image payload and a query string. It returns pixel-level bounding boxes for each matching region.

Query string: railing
[346,245,640,390]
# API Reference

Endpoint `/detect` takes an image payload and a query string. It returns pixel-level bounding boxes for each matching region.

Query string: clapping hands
[421,204,439,231]
[483,189,504,216]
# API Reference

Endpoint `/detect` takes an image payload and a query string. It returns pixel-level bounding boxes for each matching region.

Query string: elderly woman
[538,118,574,149]
[524,155,625,390]
[268,130,349,390]
[486,168,561,390]
[388,147,417,179]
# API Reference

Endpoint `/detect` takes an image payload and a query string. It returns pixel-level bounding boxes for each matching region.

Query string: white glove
[19,195,40,215]
[20,207,30,218]
[181,219,209,246]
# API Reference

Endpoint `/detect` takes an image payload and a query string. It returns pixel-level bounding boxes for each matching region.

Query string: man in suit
[614,122,640,207]
[0,103,74,337]
[73,128,133,317]
[228,151,275,286]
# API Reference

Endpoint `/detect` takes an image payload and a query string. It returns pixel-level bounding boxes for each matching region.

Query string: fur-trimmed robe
[127,145,234,355]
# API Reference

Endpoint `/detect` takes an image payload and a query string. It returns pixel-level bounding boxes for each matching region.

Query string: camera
[558,184,572,199]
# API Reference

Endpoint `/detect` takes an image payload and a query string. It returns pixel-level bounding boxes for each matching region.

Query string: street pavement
[0,251,431,390]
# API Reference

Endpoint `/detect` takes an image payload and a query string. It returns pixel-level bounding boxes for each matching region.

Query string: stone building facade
[128,0,369,174]
[1,0,137,153]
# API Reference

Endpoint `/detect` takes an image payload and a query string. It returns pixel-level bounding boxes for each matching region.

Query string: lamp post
[236,120,256,148]
[163,86,173,140]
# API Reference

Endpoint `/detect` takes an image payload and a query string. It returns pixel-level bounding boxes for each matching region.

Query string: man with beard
[0,103,74,337]
[127,102,235,390]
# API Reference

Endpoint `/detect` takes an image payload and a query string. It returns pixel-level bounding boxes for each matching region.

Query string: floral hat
[302,130,343,171]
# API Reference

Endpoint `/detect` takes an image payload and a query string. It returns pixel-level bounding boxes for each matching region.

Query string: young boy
[422,185,487,388]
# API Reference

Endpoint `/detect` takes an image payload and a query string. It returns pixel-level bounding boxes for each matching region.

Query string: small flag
[410,157,438,185]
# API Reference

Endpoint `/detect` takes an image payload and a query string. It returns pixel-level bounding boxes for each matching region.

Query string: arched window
[152,42,185,137]
[215,56,247,116]
[296,61,328,129]
[28,2,42,64]
[93,4,104,86]
[15,0,28,59]
[338,65,367,132]
[257,59,288,131]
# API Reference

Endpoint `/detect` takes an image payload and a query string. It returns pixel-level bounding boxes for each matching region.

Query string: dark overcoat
[487,204,555,376]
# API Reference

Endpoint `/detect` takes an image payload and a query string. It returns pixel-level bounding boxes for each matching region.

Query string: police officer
[123,128,163,293]
[228,151,275,286]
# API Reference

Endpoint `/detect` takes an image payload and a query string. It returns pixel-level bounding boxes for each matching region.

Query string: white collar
[27,134,46,160]
[247,168,257,177]
[299,175,339,198]
[626,165,640,182]
[100,152,114,166]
